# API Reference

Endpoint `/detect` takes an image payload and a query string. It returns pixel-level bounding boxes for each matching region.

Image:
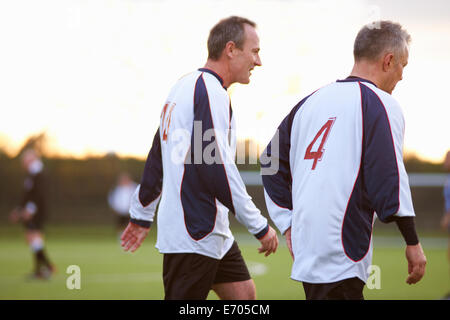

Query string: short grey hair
[207,16,256,60]
[353,21,411,61]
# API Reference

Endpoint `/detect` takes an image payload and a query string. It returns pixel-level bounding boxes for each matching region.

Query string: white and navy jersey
[261,77,415,283]
[130,68,269,259]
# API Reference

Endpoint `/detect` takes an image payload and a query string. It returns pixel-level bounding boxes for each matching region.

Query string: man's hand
[257,226,278,257]
[121,222,150,253]
[405,243,426,285]
[284,227,294,260]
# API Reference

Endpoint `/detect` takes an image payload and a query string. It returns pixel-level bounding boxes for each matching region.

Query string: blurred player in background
[261,21,426,300]
[9,149,55,279]
[108,173,137,237]
[121,16,278,300]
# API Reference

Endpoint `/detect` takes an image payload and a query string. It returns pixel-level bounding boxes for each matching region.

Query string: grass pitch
[0,225,448,300]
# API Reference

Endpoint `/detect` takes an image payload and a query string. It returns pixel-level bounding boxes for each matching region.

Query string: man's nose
[255,54,262,67]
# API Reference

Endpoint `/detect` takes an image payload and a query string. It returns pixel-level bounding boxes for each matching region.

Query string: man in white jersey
[121,16,278,300]
[261,21,426,299]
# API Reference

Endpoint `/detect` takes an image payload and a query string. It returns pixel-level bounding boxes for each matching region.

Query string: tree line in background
[0,133,446,226]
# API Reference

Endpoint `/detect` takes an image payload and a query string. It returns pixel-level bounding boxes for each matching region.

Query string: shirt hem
[290,273,367,284]
[155,237,235,260]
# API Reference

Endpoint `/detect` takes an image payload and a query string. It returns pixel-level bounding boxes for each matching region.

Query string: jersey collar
[337,76,377,87]
[198,68,227,90]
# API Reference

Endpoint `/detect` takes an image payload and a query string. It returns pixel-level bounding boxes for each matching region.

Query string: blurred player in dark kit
[9,149,55,279]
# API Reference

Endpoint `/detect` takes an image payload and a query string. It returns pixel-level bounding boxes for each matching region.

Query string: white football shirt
[129,68,269,259]
[261,77,415,283]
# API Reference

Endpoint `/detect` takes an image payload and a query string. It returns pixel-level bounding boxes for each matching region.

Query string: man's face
[384,47,409,94]
[229,24,262,85]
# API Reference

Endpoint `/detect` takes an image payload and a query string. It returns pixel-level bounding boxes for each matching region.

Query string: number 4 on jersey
[161,102,176,141]
[304,117,336,170]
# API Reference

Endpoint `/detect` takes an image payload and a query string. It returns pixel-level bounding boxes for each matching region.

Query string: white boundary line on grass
[247,261,268,277]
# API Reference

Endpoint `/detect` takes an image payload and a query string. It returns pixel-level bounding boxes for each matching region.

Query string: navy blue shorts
[162,241,251,300]
[23,215,44,231]
[302,277,365,300]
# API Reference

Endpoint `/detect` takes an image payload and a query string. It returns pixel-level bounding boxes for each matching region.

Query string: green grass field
[0,225,448,300]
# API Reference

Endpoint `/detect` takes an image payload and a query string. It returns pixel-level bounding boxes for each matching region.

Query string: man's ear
[382,53,394,72]
[224,40,236,59]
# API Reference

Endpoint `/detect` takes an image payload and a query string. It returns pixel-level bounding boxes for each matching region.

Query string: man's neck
[349,60,382,88]
[203,59,233,88]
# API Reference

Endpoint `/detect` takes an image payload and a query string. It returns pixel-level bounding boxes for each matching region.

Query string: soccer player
[107,173,137,236]
[121,16,278,300]
[260,21,426,300]
[9,149,55,279]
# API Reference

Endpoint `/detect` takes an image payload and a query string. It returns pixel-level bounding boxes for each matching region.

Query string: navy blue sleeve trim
[254,224,269,240]
[130,218,152,229]
[395,217,419,245]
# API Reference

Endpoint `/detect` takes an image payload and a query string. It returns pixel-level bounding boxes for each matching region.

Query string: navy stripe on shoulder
[180,74,234,240]
[359,82,400,222]
[341,80,401,260]
[198,68,226,89]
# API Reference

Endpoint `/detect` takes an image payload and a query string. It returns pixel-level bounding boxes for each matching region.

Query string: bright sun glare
[0,0,448,162]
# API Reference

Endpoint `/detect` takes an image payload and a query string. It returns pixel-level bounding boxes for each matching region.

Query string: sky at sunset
[0,0,449,162]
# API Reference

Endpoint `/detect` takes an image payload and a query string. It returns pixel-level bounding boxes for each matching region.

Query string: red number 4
[304,117,336,170]
[161,102,176,141]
